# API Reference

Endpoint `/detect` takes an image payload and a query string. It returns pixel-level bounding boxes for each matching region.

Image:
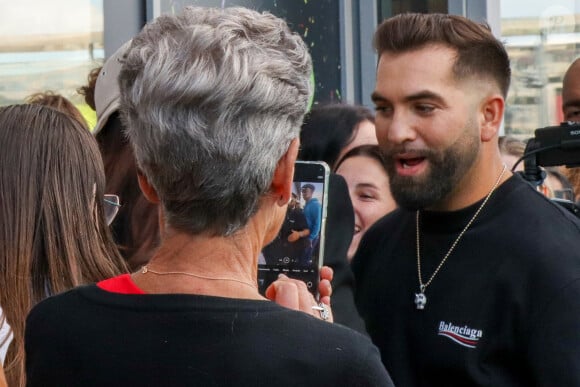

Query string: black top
[353,175,580,386]
[25,284,394,387]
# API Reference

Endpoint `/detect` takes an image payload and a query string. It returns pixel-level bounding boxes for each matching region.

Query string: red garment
[97,274,145,294]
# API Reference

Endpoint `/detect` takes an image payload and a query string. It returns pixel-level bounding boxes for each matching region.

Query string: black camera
[519,122,580,217]
[524,122,580,168]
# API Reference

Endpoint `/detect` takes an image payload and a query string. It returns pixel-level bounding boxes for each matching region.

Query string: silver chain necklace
[414,164,507,310]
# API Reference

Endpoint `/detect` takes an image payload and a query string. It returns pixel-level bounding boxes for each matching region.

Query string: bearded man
[353,13,580,387]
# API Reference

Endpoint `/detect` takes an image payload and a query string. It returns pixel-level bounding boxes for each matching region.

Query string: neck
[133,229,264,300]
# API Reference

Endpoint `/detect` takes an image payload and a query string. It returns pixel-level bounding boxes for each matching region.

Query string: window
[501,2,580,138]
[0,0,104,127]
[151,0,342,107]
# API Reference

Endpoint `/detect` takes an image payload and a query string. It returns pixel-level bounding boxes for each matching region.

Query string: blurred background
[1,0,579,138]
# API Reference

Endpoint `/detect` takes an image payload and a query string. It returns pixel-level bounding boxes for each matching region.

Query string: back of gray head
[118,6,312,236]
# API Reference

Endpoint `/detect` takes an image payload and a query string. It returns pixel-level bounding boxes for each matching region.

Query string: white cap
[93,40,132,135]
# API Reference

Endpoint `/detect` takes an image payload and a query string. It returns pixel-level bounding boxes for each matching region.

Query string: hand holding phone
[265,266,334,322]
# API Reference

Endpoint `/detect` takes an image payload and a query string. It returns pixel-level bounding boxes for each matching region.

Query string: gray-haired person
[25,7,393,387]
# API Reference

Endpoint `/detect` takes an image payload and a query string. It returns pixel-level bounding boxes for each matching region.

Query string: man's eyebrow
[403,90,446,104]
[563,99,580,110]
[371,91,385,103]
[371,90,446,105]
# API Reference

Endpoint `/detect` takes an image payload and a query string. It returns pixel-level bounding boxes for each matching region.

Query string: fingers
[266,274,333,322]
[318,265,333,300]
[320,265,334,282]
[280,275,316,317]
[318,278,332,299]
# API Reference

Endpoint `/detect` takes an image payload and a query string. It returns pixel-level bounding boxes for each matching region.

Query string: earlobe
[137,172,161,204]
[271,138,300,206]
[480,95,504,142]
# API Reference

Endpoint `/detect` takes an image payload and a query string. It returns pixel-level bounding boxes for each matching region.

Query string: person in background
[25,7,393,386]
[498,135,526,172]
[559,58,580,203]
[298,103,377,333]
[542,167,575,201]
[354,12,580,386]
[262,192,310,265]
[335,145,396,261]
[300,103,377,170]
[0,104,127,387]
[561,167,580,204]
[498,136,575,203]
[82,41,160,271]
[78,66,101,112]
[562,57,580,123]
[300,183,322,265]
[498,136,573,201]
[25,90,88,129]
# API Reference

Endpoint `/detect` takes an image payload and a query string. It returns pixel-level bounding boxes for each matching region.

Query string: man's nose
[385,110,416,145]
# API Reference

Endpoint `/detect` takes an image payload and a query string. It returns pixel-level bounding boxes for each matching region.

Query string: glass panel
[0,0,104,127]
[153,0,342,106]
[378,0,447,19]
[501,2,580,138]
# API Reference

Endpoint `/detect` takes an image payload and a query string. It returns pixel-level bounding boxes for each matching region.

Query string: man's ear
[137,171,161,204]
[480,94,505,142]
[271,138,300,206]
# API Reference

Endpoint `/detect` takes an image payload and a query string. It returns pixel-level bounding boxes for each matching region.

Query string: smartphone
[258,161,330,298]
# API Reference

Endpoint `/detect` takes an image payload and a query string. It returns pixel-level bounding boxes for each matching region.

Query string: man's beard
[384,129,480,210]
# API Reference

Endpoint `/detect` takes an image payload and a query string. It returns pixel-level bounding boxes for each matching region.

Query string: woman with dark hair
[0,104,128,386]
[299,103,376,170]
[335,145,396,261]
[298,103,379,333]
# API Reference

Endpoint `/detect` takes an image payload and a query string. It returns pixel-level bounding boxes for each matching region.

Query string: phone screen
[258,161,329,297]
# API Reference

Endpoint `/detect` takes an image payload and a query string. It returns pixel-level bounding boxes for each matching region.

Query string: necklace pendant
[414,291,427,310]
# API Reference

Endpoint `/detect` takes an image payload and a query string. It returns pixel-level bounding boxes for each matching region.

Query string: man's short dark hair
[302,184,315,191]
[374,13,511,98]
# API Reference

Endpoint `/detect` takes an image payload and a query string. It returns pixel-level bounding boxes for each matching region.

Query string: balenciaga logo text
[438,321,482,349]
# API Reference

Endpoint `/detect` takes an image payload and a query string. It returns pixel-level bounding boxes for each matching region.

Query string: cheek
[422,112,470,147]
[356,202,380,228]
[359,200,394,228]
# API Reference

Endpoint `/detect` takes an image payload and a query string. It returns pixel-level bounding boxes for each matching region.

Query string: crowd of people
[0,6,579,387]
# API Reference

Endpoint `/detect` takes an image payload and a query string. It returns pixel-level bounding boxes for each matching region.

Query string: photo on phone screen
[258,161,330,298]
